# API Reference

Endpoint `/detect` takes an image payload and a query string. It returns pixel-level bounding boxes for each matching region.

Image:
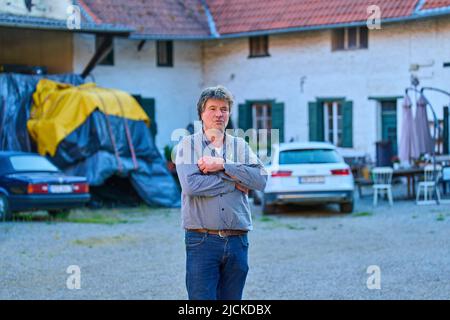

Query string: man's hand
[197,156,224,174]
[235,183,249,195]
[198,157,249,195]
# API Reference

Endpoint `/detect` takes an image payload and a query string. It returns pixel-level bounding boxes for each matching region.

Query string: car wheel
[252,190,262,206]
[262,204,277,215]
[339,201,354,214]
[48,209,71,219]
[262,194,276,215]
[0,194,12,222]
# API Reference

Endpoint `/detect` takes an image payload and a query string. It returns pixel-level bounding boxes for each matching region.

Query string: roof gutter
[0,22,133,35]
[129,33,211,41]
[0,13,133,35]
[126,7,450,40]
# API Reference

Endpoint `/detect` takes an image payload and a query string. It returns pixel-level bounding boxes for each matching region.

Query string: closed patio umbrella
[415,95,433,155]
[399,95,420,164]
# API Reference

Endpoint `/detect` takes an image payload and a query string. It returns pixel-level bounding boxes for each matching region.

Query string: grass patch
[8,205,177,225]
[436,214,445,222]
[63,217,131,225]
[258,216,304,230]
[12,212,45,222]
[352,211,373,217]
[72,234,137,248]
[259,216,275,222]
[12,207,155,225]
[54,210,133,225]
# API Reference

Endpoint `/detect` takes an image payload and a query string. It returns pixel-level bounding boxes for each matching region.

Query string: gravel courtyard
[1,192,449,300]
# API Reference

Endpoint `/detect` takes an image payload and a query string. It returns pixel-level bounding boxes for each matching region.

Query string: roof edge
[414,0,428,13]
[0,13,133,34]
[129,33,210,41]
[76,0,102,24]
[200,0,219,38]
[215,9,450,39]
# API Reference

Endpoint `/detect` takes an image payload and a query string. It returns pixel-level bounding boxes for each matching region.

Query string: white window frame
[324,101,343,146]
[252,103,271,130]
[343,27,364,50]
[252,103,272,143]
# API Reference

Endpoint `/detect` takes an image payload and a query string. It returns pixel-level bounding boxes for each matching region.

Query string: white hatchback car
[261,142,355,214]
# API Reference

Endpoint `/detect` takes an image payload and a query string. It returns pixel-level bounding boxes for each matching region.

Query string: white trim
[333,101,339,145]
[324,102,330,143]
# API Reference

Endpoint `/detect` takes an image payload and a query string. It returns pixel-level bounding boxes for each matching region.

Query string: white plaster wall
[73,35,204,151]
[202,17,450,159]
[73,16,450,159]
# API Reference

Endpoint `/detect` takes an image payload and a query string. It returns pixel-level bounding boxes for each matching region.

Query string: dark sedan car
[0,152,90,221]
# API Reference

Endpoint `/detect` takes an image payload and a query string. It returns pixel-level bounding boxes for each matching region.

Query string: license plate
[49,185,72,193]
[299,176,325,184]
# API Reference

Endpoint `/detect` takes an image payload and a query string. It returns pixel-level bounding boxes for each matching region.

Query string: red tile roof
[206,0,420,35]
[79,0,450,39]
[80,0,211,38]
[422,0,450,10]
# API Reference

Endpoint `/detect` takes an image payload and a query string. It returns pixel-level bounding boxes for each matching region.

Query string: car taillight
[331,169,350,176]
[271,170,293,177]
[27,183,49,194]
[72,183,89,193]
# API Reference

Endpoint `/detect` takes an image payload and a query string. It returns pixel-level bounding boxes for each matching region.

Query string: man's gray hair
[197,85,234,120]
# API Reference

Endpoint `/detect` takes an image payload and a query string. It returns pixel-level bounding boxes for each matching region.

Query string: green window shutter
[238,103,252,132]
[309,101,324,141]
[272,102,284,143]
[140,98,157,137]
[342,100,353,148]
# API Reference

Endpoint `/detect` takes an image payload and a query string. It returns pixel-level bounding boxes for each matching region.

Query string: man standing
[175,85,267,300]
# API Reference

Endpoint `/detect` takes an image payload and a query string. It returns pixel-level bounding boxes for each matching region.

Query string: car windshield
[279,149,341,164]
[9,156,59,172]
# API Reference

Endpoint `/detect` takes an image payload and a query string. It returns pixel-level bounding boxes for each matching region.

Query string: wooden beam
[137,40,146,51]
[81,35,113,78]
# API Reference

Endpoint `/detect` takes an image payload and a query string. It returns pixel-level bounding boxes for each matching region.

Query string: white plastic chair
[372,167,394,206]
[416,165,442,205]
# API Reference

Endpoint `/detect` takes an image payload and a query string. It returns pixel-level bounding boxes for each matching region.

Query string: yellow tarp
[27,79,150,156]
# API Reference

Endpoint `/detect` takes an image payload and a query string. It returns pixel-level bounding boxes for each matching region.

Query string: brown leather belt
[188,228,247,237]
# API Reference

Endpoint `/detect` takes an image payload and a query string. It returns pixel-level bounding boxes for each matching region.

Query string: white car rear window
[279,149,341,164]
[10,156,59,172]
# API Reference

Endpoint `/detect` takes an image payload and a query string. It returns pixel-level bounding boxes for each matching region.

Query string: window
[251,103,272,142]
[239,101,285,144]
[252,103,272,131]
[95,35,114,66]
[324,101,343,147]
[157,40,173,67]
[10,156,59,172]
[332,27,368,51]
[308,99,353,148]
[249,36,269,58]
[380,100,398,154]
[279,149,341,165]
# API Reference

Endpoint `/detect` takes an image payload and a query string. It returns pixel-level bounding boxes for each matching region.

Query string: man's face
[201,98,230,132]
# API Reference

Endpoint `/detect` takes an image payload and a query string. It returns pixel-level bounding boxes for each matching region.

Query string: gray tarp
[0,73,180,207]
[0,73,83,151]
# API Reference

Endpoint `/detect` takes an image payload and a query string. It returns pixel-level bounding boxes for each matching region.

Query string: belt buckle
[218,230,226,238]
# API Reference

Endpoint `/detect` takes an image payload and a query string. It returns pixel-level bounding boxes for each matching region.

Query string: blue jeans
[185,230,249,300]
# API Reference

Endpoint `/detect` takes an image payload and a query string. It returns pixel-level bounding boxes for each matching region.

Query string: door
[381,101,397,155]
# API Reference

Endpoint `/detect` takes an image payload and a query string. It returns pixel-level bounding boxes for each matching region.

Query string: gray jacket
[175,131,267,231]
